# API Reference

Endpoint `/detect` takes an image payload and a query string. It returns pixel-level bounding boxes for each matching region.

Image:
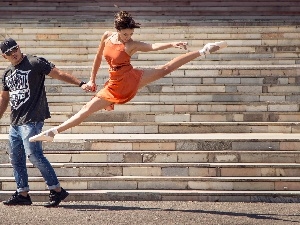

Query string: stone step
[2,150,300,164]
[18,111,300,123]
[41,92,300,104]
[1,176,300,191]
[1,26,299,37]
[9,44,298,53]
[1,133,300,151]
[1,16,298,26]
[39,65,300,83]
[4,50,294,63]
[40,102,300,114]
[3,29,299,46]
[1,122,300,134]
[0,149,298,163]
[2,25,300,33]
[4,58,299,67]
[0,64,300,82]
[4,101,300,112]
[31,150,300,163]
[1,39,298,49]
[0,190,299,202]
[3,5,300,14]
[3,52,298,61]
[40,79,300,91]
[46,81,300,92]
[42,112,300,123]
[2,162,300,177]
[42,84,300,97]
[63,59,297,67]
[39,59,300,67]
[1,13,299,22]
[2,111,300,125]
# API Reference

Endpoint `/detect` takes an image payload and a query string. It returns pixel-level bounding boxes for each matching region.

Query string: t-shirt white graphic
[5,69,31,110]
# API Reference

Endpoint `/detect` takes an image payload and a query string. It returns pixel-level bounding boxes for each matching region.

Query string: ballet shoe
[29,128,58,142]
[199,41,227,56]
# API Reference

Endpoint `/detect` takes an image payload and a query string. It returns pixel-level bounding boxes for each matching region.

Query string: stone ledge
[2,162,300,168]
[1,190,300,202]
[1,132,300,141]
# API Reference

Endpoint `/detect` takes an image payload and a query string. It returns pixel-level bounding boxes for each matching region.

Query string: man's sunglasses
[5,46,19,56]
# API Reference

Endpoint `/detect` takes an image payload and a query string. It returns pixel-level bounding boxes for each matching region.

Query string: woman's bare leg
[139,50,201,88]
[29,97,112,142]
[139,41,227,88]
[55,97,112,133]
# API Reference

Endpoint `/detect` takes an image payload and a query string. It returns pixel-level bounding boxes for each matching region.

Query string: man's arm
[48,67,82,86]
[48,67,91,91]
[0,91,9,119]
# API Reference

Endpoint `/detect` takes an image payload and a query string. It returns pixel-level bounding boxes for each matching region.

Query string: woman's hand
[86,80,97,92]
[81,81,97,92]
[173,41,188,50]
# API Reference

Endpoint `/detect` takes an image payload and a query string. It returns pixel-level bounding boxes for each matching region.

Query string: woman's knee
[82,97,110,115]
[158,64,173,76]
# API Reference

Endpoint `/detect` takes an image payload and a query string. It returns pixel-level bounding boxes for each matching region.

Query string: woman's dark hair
[114,11,141,30]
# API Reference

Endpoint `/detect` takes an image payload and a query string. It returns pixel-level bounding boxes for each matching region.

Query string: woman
[30,11,227,142]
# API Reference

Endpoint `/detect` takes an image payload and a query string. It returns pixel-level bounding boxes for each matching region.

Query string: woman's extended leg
[138,41,227,88]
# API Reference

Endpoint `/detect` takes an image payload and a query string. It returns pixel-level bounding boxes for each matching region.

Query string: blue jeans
[8,122,60,193]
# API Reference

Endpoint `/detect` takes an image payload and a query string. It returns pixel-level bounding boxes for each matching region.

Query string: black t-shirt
[2,54,55,125]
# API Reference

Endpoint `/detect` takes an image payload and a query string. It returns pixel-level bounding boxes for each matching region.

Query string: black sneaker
[3,191,32,206]
[44,187,69,208]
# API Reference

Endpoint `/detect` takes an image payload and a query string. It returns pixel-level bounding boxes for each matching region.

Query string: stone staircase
[0,0,300,202]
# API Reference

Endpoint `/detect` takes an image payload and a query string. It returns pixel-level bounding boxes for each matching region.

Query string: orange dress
[96,34,143,107]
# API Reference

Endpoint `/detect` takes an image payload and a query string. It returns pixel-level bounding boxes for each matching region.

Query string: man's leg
[3,125,32,205]
[22,122,69,207]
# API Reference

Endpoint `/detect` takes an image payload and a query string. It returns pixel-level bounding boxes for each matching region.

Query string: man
[0,37,89,207]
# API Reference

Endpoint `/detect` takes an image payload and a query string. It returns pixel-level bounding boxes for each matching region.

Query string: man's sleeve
[37,57,56,76]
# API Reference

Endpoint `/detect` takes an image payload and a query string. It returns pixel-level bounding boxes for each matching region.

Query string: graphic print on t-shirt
[5,69,31,110]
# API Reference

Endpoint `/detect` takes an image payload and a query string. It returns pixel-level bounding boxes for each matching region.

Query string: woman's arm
[130,41,188,54]
[89,31,111,90]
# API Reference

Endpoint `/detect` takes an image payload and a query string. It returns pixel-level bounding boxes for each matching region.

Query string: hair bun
[114,11,141,30]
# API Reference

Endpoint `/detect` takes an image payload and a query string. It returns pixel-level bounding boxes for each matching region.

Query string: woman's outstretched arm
[130,41,188,54]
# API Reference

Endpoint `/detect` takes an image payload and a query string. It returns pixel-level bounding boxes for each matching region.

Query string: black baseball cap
[0,38,18,54]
